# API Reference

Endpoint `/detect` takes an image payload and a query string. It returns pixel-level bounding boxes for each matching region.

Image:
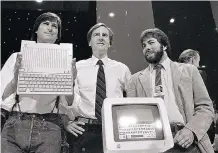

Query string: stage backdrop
[96,1,155,74]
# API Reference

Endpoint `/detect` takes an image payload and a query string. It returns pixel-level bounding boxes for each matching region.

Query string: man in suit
[179,49,215,144]
[178,49,205,82]
[127,28,214,153]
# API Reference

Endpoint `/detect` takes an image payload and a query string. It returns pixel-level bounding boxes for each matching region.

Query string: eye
[103,33,108,37]
[52,24,58,29]
[148,41,154,45]
[93,33,99,37]
[43,22,49,25]
[142,44,146,48]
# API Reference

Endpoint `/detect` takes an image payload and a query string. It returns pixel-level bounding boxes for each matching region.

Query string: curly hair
[140,28,171,57]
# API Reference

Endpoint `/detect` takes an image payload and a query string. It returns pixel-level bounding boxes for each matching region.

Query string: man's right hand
[66,121,85,137]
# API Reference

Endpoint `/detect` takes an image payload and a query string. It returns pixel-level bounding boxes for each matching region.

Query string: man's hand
[174,127,194,148]
[66,121,85,137]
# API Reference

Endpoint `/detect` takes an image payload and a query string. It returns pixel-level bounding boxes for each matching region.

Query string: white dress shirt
[72,55,132,119]
[1,52,75,120]
[149,54,185,125]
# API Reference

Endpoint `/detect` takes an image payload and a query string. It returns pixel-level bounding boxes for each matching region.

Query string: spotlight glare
[155,120,162,129]
[119,116,137,126]
[36,0,43,3]
[109,13,115,18]
[170,18,175,23]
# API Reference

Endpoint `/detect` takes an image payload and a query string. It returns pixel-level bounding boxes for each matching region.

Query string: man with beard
[127,28,214,153]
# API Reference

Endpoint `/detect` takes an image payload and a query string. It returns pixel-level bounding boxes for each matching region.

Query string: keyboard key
[19,84,27,88]
[33,88,53,92]
[19,88,26,92]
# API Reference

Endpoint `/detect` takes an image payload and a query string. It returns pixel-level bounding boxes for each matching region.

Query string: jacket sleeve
[126,74,138,97]
[185,66,214,141]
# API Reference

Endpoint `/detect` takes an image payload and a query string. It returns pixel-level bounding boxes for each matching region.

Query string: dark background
[1,1,96,64]
[152,1,218,106]
[1,1,218,107]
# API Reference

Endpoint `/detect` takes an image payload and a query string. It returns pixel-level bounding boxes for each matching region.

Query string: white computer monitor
[102,98,174,153]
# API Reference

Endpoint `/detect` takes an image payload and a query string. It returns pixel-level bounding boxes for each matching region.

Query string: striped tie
[154,64,164,99]
[95,60,106,122]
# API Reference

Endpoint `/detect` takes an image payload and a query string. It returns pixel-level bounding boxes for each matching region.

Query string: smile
[146,51,154,56]
[44,32,53,36]
[97,43,105,45]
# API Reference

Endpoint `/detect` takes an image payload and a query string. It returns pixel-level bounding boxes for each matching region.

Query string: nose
[47,24,52,32]
[98,35,103,41]
[145,44,151,51]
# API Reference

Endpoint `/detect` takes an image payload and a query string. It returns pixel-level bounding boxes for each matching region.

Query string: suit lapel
[171,61,181,91]
[138,68,153,97]
[171,61,187,122]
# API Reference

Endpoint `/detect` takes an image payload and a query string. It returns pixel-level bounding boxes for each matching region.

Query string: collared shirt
[0,52,75,120]
[72,55,132,119]
[149,55,184,125]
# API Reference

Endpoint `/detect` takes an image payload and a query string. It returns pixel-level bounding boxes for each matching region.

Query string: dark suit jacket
[127,60,214,153]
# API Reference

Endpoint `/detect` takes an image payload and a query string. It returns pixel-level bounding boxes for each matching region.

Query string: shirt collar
[149,51,170,72]
[91,55,108,67]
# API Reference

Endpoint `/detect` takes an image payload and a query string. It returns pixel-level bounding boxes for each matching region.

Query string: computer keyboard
[17,72,73,94]
[17,40,73,95]
[118,121,156,139]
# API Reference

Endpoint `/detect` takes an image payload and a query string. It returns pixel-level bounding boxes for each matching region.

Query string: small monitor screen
[112,104,164,142]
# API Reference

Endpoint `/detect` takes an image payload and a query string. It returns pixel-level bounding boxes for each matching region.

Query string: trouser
[1,112,63,153]
[164,123,201,153]
[68,117,103,153]
[1,108,9,130]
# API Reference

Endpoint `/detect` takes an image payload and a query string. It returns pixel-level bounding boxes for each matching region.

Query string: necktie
[95,60,106,122]
[154,64,164,99]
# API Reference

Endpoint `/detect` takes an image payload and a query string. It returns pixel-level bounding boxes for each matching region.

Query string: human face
[89,26,110,59]
[36,20,58,44]
[142,37,164,64]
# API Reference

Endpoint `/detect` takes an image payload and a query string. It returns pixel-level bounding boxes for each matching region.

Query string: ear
[191,57,194,64]
[163,46,167,51]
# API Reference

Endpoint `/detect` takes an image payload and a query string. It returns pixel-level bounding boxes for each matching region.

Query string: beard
[144,45,164,64]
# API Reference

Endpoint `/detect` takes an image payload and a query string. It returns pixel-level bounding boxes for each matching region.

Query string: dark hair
[140,28,171,57]
[87,23,114,45]
[178,49,200,63]
[30,12,62,44]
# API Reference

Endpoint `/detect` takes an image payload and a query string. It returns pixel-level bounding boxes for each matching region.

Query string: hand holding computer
[174,127,194,149]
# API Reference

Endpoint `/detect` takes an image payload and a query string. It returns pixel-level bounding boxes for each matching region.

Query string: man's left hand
[174,127,194,148]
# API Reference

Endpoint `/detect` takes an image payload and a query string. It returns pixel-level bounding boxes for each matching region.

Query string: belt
[77,117,101,125]
[10,111,61,121]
